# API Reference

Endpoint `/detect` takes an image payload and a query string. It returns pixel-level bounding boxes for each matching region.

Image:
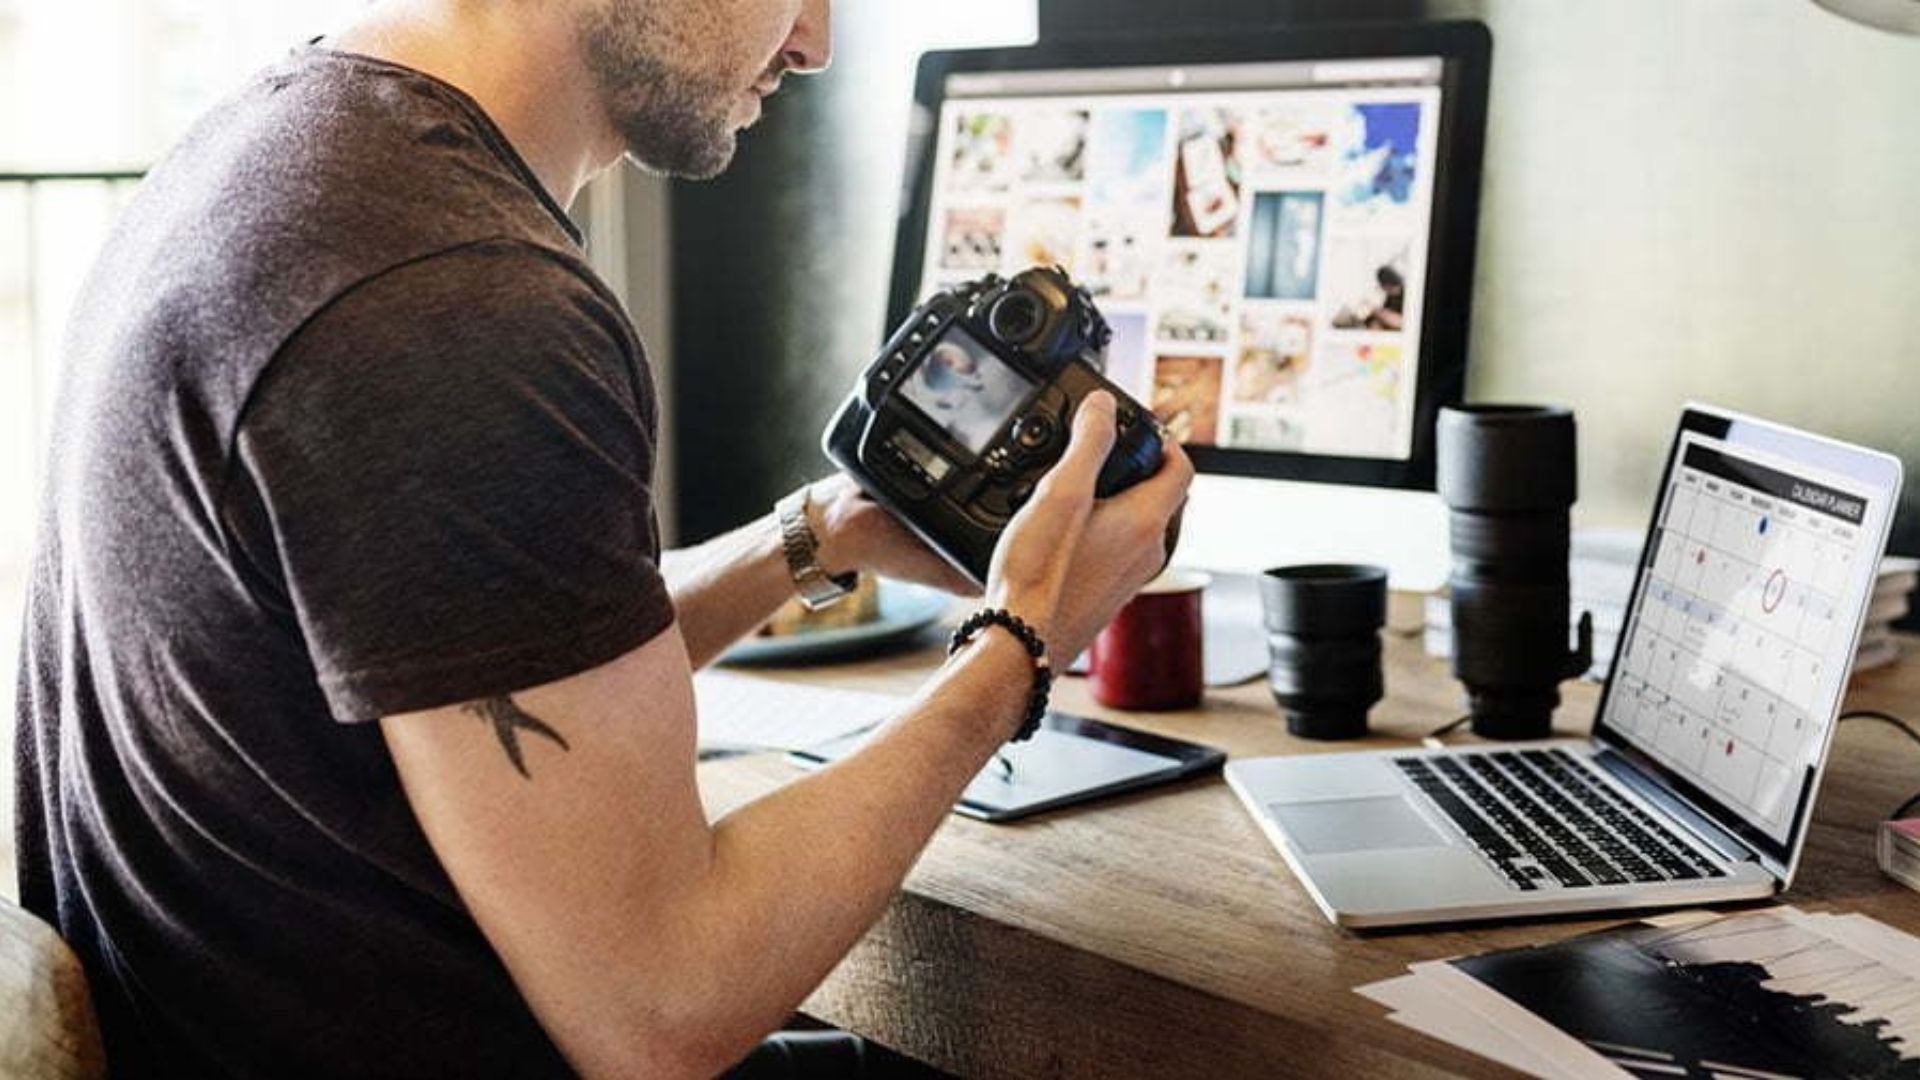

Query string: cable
[1419,714,1472,750]
[1840,710,1920,821]
[1839,709,1920,751]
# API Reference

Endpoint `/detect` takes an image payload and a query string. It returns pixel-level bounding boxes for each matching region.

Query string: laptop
[1227,405,1904,927]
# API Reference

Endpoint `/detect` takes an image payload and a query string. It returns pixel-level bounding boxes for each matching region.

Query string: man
[14,0,1193,1076]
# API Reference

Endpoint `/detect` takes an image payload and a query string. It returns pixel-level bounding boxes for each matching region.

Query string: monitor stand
[1202,572,1269,688]
[1178,475,1450,588]
[1181,475,1450,688]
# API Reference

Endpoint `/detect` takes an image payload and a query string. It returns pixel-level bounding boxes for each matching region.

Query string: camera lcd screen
[897,327,1035,458]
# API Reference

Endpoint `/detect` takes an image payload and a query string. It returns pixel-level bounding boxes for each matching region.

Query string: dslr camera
[823,267,1166,585]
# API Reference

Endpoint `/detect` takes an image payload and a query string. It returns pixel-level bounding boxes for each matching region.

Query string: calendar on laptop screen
[1603,435,1876,846]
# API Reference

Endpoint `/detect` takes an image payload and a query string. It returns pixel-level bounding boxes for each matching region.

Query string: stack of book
[1859,556,1919,673]
[1879,819,1920,894]
[1422,531,1918,681]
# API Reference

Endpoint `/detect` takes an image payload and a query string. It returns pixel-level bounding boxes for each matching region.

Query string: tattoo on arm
[463,696,571,779]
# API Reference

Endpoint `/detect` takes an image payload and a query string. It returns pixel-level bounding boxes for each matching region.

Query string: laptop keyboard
[1393,750,1728,891]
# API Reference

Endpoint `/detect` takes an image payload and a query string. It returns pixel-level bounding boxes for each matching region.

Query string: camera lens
[1259,565,1387,741]
[1437,406,1593,741]
[988,290,1046,346]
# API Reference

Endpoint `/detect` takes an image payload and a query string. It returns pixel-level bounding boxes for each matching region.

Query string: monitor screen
[902,34,1483,483]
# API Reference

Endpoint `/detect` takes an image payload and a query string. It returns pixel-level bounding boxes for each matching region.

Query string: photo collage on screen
[922,77,1443,461]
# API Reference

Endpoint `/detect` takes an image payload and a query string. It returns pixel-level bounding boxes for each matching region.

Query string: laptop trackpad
[1271,796,1449,855]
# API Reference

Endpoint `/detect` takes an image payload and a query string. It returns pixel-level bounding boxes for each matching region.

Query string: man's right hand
[986,391,1195,669]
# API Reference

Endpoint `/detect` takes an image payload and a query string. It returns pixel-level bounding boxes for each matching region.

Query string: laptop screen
[1597,413,1896,869]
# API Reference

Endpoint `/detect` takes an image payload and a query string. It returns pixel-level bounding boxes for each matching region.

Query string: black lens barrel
[1437,406,1592,741]
[988,290,1045,345]
[1437,405,1577,512]
[1260,565,1388,741]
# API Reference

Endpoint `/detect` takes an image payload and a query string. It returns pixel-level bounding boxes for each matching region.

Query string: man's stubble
[575,1,744,180]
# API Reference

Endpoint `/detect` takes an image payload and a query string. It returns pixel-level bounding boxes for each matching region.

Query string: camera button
[1015,414,1056,452]
[1009,480,1035,509]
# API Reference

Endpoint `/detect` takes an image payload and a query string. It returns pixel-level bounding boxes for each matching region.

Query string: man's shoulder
[250,238,651,446]
[117,46,588,359]
[67,47,637,461]
[291,238,640,373]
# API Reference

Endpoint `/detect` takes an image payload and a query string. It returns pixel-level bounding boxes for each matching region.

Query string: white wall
[1465,0,1920,533]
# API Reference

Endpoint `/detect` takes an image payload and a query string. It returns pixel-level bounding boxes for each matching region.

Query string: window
[0,0,360,897]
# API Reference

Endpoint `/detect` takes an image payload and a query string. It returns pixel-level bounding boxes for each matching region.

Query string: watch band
[776,487,858,611]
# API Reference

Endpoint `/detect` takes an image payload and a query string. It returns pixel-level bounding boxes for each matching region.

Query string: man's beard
[575,3,743,180]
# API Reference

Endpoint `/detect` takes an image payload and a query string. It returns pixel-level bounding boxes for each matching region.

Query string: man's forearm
[647,633,1031,1072]
[660,513,794,668]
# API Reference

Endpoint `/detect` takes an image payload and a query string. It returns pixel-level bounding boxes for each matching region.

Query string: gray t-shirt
[14,47,675,1077]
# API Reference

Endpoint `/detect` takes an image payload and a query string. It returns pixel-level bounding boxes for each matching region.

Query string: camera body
[823,267,1165,585]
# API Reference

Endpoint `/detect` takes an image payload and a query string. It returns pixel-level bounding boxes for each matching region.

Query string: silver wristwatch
[776,487,858,611]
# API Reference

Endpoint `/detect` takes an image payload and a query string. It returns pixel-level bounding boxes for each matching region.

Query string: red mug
[1088,570,1210,711]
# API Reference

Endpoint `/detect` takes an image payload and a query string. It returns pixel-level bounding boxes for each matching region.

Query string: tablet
[788,712,1226,822]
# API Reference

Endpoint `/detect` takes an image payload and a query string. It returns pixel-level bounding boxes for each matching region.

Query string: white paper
[1409,961,1630,1079]
[1358,973,1564,1076]
[1786,910,1920,980]
[694,671,903,754]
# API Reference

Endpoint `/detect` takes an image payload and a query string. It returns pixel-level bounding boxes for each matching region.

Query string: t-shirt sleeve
[227,240,676,723]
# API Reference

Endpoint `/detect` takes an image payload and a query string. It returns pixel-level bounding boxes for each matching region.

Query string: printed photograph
[1335,102,1423,215]
[947,111,1018,192]
[1077,208,1159,300]
[1243,106,1340,177]
[1153,242,1238,345]
[1151,355,1225,446]
[1016,109,1090,184]
[1228,413,1305,452]
[1235,309,1314,404]
[1324,235,1412,331]
[1298,341,1405,457]
[939,207,1006,271]
[1005,196,1084,273]
[1087,109,1171,209]
[1453,912,1920,1080]
[1244,191,1325,301]
[1170,109,1244,239]
[1100,312,1153,402]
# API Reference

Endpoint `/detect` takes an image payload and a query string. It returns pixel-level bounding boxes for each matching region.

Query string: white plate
[720,581,954,666]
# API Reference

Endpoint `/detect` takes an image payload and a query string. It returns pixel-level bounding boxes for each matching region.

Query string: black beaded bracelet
[947,608,1052,743]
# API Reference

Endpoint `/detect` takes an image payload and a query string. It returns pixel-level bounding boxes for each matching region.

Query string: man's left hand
[808,474,980,597]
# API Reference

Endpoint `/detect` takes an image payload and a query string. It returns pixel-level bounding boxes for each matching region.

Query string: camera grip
[1094,416,1165,499]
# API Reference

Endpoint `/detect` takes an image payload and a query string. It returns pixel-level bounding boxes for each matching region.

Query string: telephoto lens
[1259,565,1388,741]
[1437,406,1594,741]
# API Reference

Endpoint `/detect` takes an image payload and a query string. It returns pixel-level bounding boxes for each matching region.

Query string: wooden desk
[700,597,1920,1078]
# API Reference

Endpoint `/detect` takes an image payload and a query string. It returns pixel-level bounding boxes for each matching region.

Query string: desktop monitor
[888,21,1491,548]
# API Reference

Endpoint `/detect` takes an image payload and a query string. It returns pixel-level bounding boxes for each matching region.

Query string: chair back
[1,897,107,1079]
